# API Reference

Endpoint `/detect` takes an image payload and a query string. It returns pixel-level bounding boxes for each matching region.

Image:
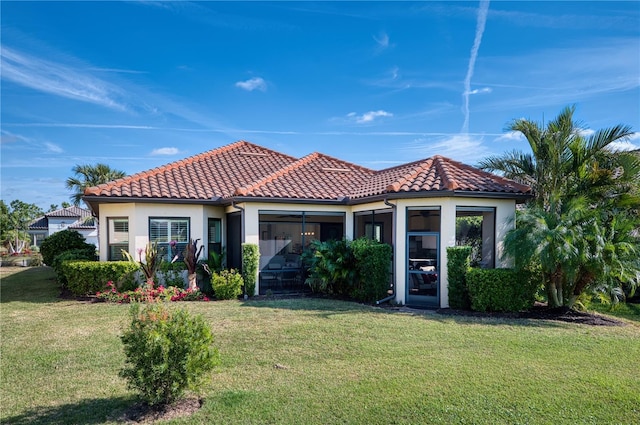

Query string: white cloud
[235,77,267,92]
[467,87,492,95]
[347,110,393,124]
[44,142,63,153]
[461,0,490,133]
[408,134,491,164]
[150,147,179,156]
[373,31,392,51]
[607,133,640,152]
[494,131,525,143]
[578,128,595,137]
[0,46,128,111]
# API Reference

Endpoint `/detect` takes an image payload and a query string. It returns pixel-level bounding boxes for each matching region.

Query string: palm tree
[491,106,640,308]
[66,163,127,205]
[479,105,635,212]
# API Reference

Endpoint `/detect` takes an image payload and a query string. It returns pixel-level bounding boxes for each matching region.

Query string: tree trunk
[547,266,564,307]
[188,273,197,291]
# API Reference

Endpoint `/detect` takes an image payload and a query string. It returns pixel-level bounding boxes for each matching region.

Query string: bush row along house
[83,140,531,307]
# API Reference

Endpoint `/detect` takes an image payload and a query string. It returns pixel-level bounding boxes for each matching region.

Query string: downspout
[376,198,397,305]
[231,201,248,299]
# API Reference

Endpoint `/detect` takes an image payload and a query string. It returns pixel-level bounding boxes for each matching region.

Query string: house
[28,205,98,248]
[83,140,531,307]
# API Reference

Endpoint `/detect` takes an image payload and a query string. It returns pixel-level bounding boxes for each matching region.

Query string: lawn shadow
[240,296,618,328]
[2,396,135,425]
[0,266,61,304]
[240,294,370,319]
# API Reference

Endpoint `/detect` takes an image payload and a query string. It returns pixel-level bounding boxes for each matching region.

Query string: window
[354,209,393,244]
[456,207,495,268]
[108,218,129,261]
[208,218,222,257]
[149,218,189,261]
[407,208,441,232]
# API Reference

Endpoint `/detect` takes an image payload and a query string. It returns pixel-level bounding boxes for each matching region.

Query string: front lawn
[2,267,639,424]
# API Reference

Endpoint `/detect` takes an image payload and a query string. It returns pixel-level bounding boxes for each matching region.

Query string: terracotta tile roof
[83,141,531,204]
[350,155,531,198]
[84,141,297,200]
[234,152,375,200]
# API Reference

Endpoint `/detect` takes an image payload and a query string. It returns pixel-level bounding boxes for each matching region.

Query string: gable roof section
[83,141,531,206]
[84,141,297,200]
[234,152,375,200]
[28,206,94,231]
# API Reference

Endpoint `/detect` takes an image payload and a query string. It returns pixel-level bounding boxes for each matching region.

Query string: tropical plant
[65,163,126,206]
[304,238,355,296]
[122,242,162,287]
[479,105,636,213]
[182,239,204,290]
[485,106,640,308]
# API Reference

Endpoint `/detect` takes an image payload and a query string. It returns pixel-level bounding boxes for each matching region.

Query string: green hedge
[466,268,538,312]
[51,248,97,286]
[351,238,393,303]
[446,246,472,310]
[241,243,259,297]
[60,261,140,296]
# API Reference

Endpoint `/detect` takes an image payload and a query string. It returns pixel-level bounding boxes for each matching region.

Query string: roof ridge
[234,152,320,196]
[434,155,531,192]
[386,157,435,192]
[311,152,375,174]
[432,155,459,190]
[84,140,279,196]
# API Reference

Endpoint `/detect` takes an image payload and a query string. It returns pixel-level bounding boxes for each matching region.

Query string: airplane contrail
[461,0,490,134]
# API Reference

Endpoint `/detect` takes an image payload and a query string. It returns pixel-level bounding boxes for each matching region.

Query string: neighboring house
[83,140,531,307]
[28,206,98,248]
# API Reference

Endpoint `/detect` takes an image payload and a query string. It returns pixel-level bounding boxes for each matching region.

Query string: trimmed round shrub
[40,229,95,266]
[120,303,219,406]
[212,269,243,300]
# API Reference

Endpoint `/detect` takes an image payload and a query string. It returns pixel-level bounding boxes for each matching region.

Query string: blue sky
[2,1,639,210]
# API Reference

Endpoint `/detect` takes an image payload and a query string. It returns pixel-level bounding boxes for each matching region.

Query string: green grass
[2,267,640,424]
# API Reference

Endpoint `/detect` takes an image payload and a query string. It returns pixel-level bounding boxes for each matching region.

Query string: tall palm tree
[491,106,639,308]
[66,163,127,206]
[479,105,635,212]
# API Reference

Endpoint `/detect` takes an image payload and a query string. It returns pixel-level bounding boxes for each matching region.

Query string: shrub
[466,268,538,312]
[446,246,472,310]
[51,248,96,286]
[351,238,392,303]
[212,269,243,300]
[40,229,95,266]
[241,243,259,297]
[305,239,355,296]
[60,260,139,295]
[120,303,219,406]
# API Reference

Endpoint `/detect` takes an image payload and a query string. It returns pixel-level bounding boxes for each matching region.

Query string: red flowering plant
[96,281,208,303]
